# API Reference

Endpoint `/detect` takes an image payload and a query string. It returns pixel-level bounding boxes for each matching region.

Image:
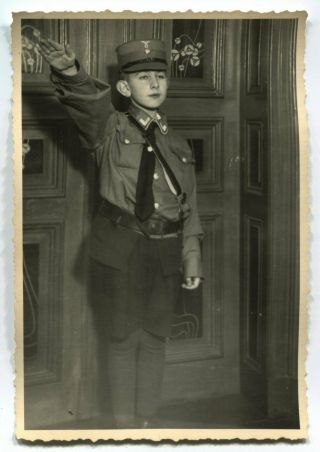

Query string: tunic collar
[128,102,168,135]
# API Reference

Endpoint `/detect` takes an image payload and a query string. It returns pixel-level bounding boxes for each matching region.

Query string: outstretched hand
[37,38,76,72]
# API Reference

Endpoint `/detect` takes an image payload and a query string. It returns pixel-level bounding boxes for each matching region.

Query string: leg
[134,240,181,426]
[136,329,166,424]
[107,329,141,428]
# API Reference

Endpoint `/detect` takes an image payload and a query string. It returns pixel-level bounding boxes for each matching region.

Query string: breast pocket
[115,138,143,170]
[170,146,195,184]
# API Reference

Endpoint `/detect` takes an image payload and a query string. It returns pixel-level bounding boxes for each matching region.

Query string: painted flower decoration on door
[21,25,43,73]
[171,20,205,78]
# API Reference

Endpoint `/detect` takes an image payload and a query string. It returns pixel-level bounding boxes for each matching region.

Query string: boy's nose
[149,74,159,88]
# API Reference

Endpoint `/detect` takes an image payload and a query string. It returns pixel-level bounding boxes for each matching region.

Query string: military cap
[116,39,168,73]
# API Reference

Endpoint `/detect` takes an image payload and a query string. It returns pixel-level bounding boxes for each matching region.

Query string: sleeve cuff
[50,60,88,84]
[183,255,203,279]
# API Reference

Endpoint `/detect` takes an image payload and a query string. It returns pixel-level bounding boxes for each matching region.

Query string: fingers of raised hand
[37,42,54,60]
[39,47,65,59]
[47,38,65,51]
[38,39,69,56]
[37,46,63,63]
[36,44,52,63]
[40,38,63,52]
[37,40,75,69]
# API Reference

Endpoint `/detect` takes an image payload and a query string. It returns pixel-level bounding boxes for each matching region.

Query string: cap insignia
[141,40,151,55]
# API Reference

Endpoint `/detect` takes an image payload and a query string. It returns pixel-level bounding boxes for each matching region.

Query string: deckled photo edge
[12,9,308,442]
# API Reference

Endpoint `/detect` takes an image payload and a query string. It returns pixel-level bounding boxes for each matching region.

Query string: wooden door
[158,19,242,402]
[239,19,270,412]
[21,18,243,427]
[239,19,300,422]
[21,19,101,428]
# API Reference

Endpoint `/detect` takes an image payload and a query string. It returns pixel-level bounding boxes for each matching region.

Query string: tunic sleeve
[50,62,115,151]
[182,154,204,279]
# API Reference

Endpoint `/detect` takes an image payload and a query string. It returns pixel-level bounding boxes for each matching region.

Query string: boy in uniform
[38,37,203,428]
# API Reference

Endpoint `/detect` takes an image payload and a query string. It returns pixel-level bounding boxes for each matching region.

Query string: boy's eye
[137,73,167,81]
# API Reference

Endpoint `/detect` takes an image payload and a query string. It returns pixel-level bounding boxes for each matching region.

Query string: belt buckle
[147,218,163,236]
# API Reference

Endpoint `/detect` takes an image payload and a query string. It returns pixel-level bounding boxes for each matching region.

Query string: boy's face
[124,71,168,110]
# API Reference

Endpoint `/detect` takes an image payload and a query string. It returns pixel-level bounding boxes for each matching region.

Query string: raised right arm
[38,38,114,151]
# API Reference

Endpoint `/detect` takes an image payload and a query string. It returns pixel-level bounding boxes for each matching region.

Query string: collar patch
[128,103,168,135]
[139,116,151,127]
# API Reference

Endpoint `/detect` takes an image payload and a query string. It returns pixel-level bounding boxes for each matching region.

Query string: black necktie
[135,122,157,221]
[131,117,182,222]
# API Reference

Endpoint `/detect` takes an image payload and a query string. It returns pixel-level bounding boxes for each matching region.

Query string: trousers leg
[136,329,166,419]
[107,329,141,427]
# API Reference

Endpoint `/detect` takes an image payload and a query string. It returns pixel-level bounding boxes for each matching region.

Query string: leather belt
[98,199,182,239]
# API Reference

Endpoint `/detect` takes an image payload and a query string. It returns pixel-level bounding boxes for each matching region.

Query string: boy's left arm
[181,162,203,290]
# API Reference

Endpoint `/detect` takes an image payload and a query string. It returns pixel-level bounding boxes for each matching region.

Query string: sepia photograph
[12,11,308,441]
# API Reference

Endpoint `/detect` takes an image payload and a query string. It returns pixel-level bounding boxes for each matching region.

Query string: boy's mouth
[149,93,161,98]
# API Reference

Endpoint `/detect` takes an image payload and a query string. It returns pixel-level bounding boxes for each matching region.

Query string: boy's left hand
[182,277,201,290]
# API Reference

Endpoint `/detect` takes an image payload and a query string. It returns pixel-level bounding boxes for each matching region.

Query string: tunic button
[153,173,159,180]
[124,138,130,144]
[147,145,153,152]
[154,202,159,209]
[182,157,187,163]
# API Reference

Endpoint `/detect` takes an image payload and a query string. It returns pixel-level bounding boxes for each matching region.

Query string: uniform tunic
[50,65,203,338]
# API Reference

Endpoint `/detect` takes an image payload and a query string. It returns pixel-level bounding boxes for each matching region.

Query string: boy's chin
[131,98,164,111]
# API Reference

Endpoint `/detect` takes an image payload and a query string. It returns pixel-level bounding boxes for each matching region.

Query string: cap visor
[122,61,168,73]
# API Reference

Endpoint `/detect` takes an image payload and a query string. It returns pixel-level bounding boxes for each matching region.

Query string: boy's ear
[116,80,131,98]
